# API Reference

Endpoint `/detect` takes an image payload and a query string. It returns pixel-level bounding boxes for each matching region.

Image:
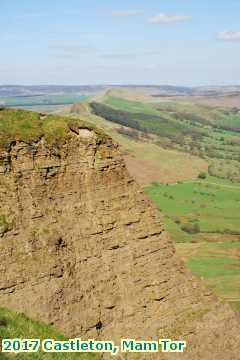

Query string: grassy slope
[114,133,208,185]
[104,96,160,115]
[70,102,208,185]
[95,96,240,182]
[90,100,200,141]
[105,95,240,131]
[0,308,97,360]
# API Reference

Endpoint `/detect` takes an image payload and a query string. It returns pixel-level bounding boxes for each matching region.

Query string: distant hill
[1,84,240,98]
[0,85,105,98]
[87,93,240,182]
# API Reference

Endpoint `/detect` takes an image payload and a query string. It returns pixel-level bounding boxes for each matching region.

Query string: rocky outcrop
[0,111,239,359]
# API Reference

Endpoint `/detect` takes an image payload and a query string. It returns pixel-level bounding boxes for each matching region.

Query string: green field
[175,242,240,311]
[0,95,87,109]
[12,104,70,114]
[145,176,240,241]
[0,308,97,359]
[145,177,240,310]
[104,95,160,115]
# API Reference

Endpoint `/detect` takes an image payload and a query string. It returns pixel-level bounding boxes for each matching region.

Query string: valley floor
[145,176,240,312]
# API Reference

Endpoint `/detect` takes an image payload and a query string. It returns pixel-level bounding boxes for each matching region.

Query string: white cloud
[149,13,192,24]
[217,31,240,41]
[111,10,143,17]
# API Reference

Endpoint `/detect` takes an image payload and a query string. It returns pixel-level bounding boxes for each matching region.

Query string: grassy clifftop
[0,108,107,150]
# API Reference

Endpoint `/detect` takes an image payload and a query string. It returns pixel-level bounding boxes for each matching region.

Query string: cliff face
[0,110,239,359]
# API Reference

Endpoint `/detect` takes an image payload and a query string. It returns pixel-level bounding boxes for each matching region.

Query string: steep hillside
[0,109,240,359]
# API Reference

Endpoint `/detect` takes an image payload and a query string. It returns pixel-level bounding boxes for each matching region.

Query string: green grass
[145,177,240,310]
[187,256,240,278]
[0,95,87,108]
[104,96,160,115]
[0,308,97,359]
[0,109,107,149]
[145,176,240,240]
[176,242,240,308]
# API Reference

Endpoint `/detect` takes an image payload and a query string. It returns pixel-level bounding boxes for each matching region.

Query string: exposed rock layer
[0,117,239,359]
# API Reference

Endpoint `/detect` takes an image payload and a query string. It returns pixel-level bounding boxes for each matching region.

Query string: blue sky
[1,0,240,85]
